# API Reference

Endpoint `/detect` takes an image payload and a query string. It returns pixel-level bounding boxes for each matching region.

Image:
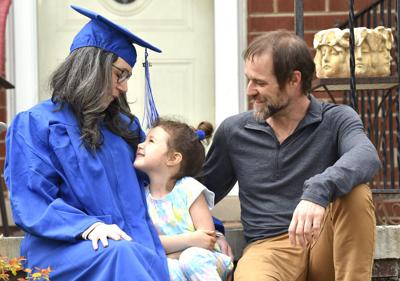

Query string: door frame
[6,0,39,119]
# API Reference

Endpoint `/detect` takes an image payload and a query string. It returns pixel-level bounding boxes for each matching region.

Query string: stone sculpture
[313,26,393,78]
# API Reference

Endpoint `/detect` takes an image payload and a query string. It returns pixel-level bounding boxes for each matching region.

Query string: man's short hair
[243,30,315,94]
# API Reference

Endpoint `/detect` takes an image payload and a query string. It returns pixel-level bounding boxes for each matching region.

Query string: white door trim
[9,0,39,115]
[214,0,245,196]
[214,0,246,126]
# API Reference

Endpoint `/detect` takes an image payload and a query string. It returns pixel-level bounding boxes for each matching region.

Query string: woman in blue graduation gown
[4,6,169,280]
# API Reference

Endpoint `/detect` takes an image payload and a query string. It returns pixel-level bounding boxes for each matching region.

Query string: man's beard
[254,102,285,122]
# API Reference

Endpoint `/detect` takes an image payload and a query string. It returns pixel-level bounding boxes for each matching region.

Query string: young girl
[134,119,233,281]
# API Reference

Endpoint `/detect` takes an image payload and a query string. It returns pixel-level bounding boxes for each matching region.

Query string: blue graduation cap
[0,76,14,89]
[70,5,161,67]
[70,5,161,128]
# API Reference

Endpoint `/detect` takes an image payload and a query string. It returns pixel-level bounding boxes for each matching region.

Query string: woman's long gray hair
[50,47,140,151]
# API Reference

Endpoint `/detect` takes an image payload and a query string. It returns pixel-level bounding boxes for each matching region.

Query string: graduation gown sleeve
[4,110,101,241]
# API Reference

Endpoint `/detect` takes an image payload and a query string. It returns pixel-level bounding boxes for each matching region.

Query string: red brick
[248,34,263,45]
[247,32,314,56]
[248,30,317,48]
[0,88,5,107]
[0,92,5,106]
[304,14,348,30]
[0,142,5,156]
[329,0,375,12]
[278,0,325,13]
[248,32,318,47]
[0,107,6,122]
[304,0,326,12]
[303,32,315,48]
[248,0,273,14]
[278,0,294,12]
[248,16,294,33]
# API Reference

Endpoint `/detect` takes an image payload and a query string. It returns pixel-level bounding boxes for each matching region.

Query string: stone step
[1,225,399,279]
[0,236,22,258]
[1,225,399,259]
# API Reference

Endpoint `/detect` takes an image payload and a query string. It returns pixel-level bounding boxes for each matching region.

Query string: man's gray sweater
[202,95,381,243]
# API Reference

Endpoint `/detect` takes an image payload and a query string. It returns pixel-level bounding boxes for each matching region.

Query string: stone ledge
[0,236,22,258]
[1,225,399,279]
[1,225,399,260]
[375,225,400,259]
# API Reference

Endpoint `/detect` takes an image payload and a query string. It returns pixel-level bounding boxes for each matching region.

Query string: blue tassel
[142,48,159,129]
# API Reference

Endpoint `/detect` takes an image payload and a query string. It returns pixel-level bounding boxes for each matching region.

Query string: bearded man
[201,30,380,281]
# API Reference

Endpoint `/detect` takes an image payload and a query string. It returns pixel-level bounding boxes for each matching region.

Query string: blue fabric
[4,100,169,280]
[142,49,159,129]
[70,5,161,67]
[212,217,225,235]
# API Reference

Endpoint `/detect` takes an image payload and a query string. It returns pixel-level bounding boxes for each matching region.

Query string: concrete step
[1,225,399,279]
[0,236,22,258]
[1,226,399,259]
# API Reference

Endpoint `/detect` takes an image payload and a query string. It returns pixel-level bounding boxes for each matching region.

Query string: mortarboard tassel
[142,48,159,129]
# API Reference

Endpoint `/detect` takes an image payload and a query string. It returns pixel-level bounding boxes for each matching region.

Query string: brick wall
[248,0,375,47]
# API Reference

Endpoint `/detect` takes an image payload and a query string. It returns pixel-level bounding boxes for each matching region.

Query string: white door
[37,0,215,127]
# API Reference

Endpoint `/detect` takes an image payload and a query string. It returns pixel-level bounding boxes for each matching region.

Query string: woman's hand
[190,229,217,250]
[87,223,132,250]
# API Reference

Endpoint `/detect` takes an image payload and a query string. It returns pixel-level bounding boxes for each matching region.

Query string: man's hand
[88,223,132,250]
[216,233,234,261]
[288,200,325,248]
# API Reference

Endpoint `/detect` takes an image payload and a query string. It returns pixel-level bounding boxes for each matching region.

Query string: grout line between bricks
[249,11,349,18]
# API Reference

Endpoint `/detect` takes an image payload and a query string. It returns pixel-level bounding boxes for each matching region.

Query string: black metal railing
[331,0,400,193]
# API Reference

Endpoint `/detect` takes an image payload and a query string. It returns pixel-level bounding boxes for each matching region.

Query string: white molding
[214,0,240,126]
[5,4,15,123]
[11,0,38,114]
[238,0,248,112]
[214,0,246,196]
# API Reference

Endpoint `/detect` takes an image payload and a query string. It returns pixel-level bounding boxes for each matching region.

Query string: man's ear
[167,151,182,167]
[290,70,302,87]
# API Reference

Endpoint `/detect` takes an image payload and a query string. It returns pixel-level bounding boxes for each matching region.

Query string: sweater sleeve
[301,105,381,207]
[200,120,237,203]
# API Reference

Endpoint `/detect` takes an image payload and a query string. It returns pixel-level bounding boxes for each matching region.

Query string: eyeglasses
[112,65,132,83]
